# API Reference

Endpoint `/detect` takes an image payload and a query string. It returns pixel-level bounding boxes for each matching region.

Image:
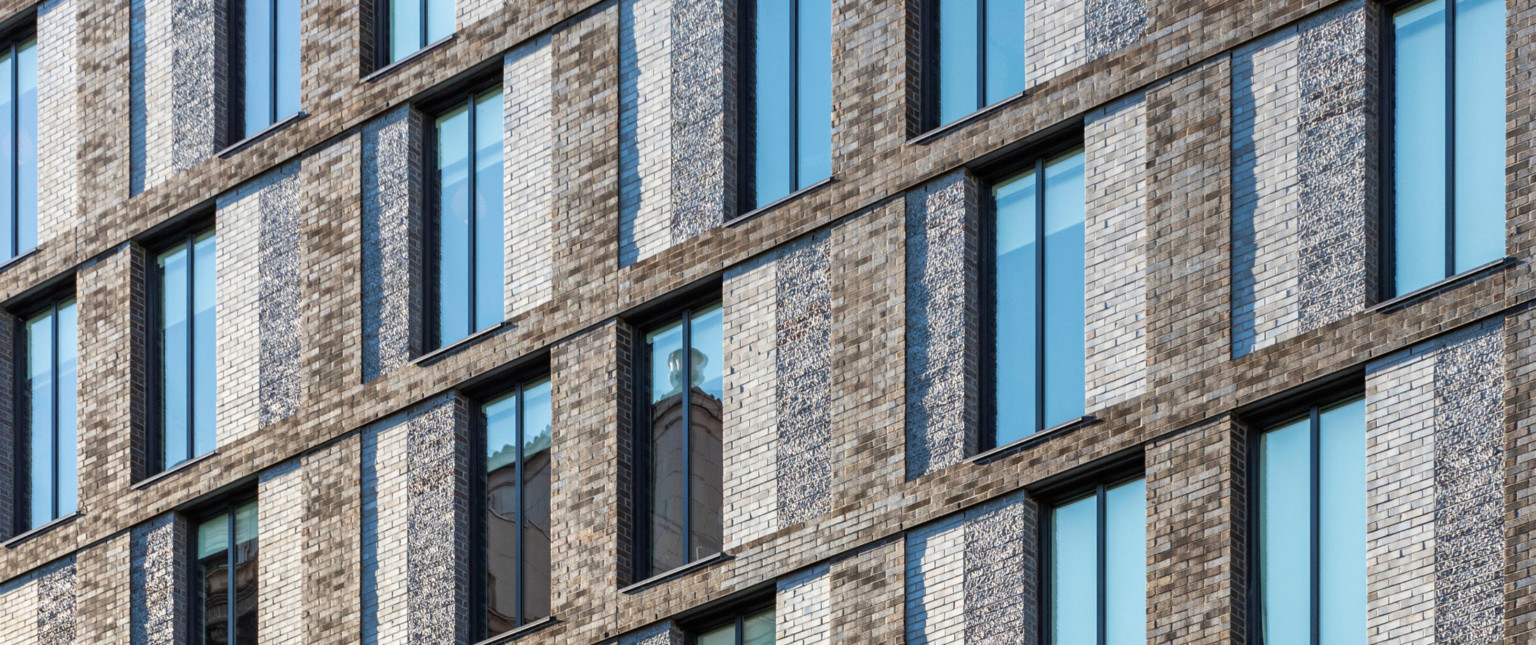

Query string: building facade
[0,0,1528,642]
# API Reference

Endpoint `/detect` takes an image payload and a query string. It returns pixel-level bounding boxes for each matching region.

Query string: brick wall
[504,34,555,319]
[36,0,81,243]
[904,492,1037,644]
[129,0,226,194]
[360,106,425,382]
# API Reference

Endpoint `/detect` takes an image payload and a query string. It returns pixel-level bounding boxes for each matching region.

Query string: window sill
[362,34,458,83]
[2,511,81,549]
[0,246,40,275]
[908,91,1030,146]
[969,415,1100,465]
[475,617,557,645]
[1369,256,1516,314]
[618,552,731,595]
[131,450,220,490]
[725,178,835,228]
[412,321,513,367]
[217,112,308,159]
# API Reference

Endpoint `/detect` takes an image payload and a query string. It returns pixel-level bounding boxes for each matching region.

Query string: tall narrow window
[694,606,775,645]
[1255,397,1366,644]
[193,500,258,645]
[926,0,1026,128]
[987,148,1085,448]
[14,298,76,533]
[430,87,504,349]
[480,377,552,636]
[1046,477,1146,645]
[1388,0,1506,295]
[156,230,217,473]
[229,0,300,140]
[635,301,724,578]
[0,37,37,261]
[740,0,831,211]
[379,0,453,65]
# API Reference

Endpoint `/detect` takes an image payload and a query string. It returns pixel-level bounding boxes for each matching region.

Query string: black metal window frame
[684,600,775,645]
[373,0,442,68]
[423,83,501,351]
[1034,467,1145,645]
[10,295,72,533]
[920,0,995,131]
[226,0,285,142]
[470,372,551,639]
[0,32,34,261]
[737,0,803,213]
[147,226,216,475]
[187,493,258,645]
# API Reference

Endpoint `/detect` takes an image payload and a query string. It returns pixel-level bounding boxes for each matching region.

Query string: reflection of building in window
[649,346,724,569]
[480,378,552,637]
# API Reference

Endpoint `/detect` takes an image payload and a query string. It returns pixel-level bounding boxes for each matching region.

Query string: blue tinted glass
[26,309,53,529]
[938,0,980,124]
[244,0,275,134]
[646,319,686,572]
[1104,479,1146,645]
[796,0,832,187]
[993,170,1037,443]
[752,0,793,207]
[426,0,454,47]
[689,304,724,400]
[1043,150,1085,427]
[160,244,190,467]
[1453,0,1506,272]
[191,232,218,458]
[742,608,775,645]
[0,52,12,258]
[1319,399,1366,645]
[388,0,422,63]
[435,105,471,346]
[482,390,518,631]
[275,0,301,120]
[473,91,504,332]
[56,301,77,518]
[984,0,1026,104]
[15,41,34,253]
[521,378,553,621]
[1393,0,1447,295]
[1052,493,1098,645]
[1260,417,1312,643]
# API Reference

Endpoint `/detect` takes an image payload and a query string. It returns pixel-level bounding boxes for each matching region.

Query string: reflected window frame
[736,0,833,212]
[225,0,301,142]
[1035,463,1147,645]
[188,494,259,645]
[686,601,775,645]
[10,293,77,534]
[148,225,219,476]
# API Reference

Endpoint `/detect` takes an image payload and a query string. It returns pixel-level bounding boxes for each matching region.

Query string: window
[478,377,552,636]
[429,87,504,350]
[13,298,76,533]
[0,36,36,262]
[1254,397,1365,644]
[154,229,217,473]
[985,148,1085,448]
[228,0,300,141]
[693,606,774,645]
[378,0,453,65]
[924,0,1026,128]
[739,0,831,211]
[633,301,724,579]
[193,500,258,645]
[1044,477,1146,645]
[1387,0,1506,295]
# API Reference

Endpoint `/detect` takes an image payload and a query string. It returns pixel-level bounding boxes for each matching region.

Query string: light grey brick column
[504,35,555,319]
[258,459,304,643]
[37,0,82,242]
[777,565,831,644]
[904,492,1038,645]
[361,107,426,383]
[130,514,190,645]
[1084,94,1148,411]
[129,0,227,195]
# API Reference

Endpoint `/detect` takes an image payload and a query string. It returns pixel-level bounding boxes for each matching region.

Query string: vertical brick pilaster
[130,513,190,645]
[830,538,904,645]
[301,134,364,400]
[360,106,425,383]
[1084,93,1148,411]
[550,5,619,309]
[406,393,472,645]
[1506,306,1536,639]
[503,35,556,319]
[76,535,131,644]
[0,307,15,539]
[37,0,83,244]
[76,245,149,496]
[257,459,305,642]
[777,565,831,644]
[303,434,361,643]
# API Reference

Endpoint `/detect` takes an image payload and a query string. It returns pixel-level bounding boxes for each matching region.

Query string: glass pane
[521,379,552,622]
[196,515,230,645]
[232,502,259,645]
[743,608,776,645]
[1051,493,1098,645]
[937,0,980,124]
[473,90,505,332]
[160,244,190,468]
[993,169,1038,443]
[15,41,34,253]
[983,0,1027,104]
[1042,150,1085,427]
[752,0,794,207]
[482,391,519,634]
[388,0,422,63]
[1104,479,1146,645]
[1452,0,1506,271]
[26,308,53,529]
[0,51,13,258]
[435,105,471,346]
[275,0,301,120]
[1260,417,1312,644]
[1392,0,1448,294]
[56,301,77,518]
[647,320,687,573]
[425,0,454,47]
[192,232,218,458]
[689,305,725,560]
[243,0,275,135]
[696,623,736,645]
[796,0,832,187]
[1319,399,1366,645]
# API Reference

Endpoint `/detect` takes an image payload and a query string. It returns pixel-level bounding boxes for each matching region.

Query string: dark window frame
[920,0,1001,131]
[422,82,502,351]
[1034,463,1145,645]
[146,225,217,475]
[684,600,776,645]
[9,293,74,534]
[186,491,259,645]
[225,0,288,143]
[737,0,801,213]
[0,29,36,262]
[373,0,446,69]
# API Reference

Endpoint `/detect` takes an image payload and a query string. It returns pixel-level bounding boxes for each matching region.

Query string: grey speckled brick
[259,164,303,426]
[361,107,426,383]
[619,621,684,645]
[906,493,1039,644]
[406,394,472,645]
[777,234,832,526]
[131,514,189,645]
[1086,0,1148,58]
[36,559,75,645]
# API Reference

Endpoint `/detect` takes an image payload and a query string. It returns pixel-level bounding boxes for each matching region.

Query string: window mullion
[269,0,278,125]
[1034,158,1046,434]
[49,303,58,519]
[1444,0,1457,279]
[226,509,238,644]
[1096,484,1108,645]
[788,0,799,191]
[513,383,525,628]
[185,234,196,465]
[466,95,478,334]
[9,45,17,258]
[680,308,693,562]
[976,0,986,110]
[1309,406,1321,645]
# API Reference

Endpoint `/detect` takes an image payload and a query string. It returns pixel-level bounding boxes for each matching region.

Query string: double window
[478,377,553,637]
[1253,397,1365,644]
[429,87,504,350]
[227,0,300,141]
[378,0,453,66]
[633,301,725,579]
[0,36,36,262]
[739,0,831,211]
[1386,0,1506,295]
[923,0,1026,128]
[985,148,1085,448]
[193,500,259,645]
[1044,476,1146,645]
[154,229,218,473]
[693,606,775,645]
[13,298,77,533]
